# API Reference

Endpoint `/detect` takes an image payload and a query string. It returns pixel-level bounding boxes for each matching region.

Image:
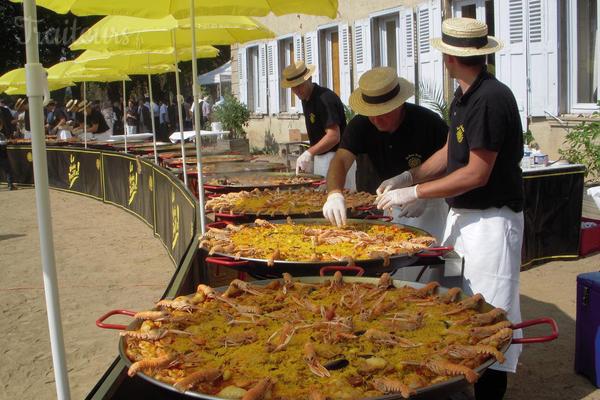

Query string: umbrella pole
[122,80,128,154]
[147,74,158,164]
[83,81,87,149]
[22,1,71,399]
[189,0,207,234]
[172,30,188,187]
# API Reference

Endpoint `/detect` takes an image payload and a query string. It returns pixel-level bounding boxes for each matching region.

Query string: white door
[257,44,268,114]
[305,31,320,85]
[339,23,352,105]
[237,47,247,105]
[399,7,416,95]
[494,0,528,129]
[266,40,279,115]
[417,1,443,108]
[453,0,485,20]
[353,18,372,85]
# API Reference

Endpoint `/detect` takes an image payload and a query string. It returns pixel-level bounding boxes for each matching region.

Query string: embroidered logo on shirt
[456,124,465,143]
[406,154,422,168]
[309,113,316,124]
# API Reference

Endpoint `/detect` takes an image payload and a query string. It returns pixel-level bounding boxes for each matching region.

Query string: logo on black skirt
[128,162,138,206]
[68,154,80,189]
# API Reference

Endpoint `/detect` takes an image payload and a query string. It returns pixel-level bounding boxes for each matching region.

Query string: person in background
[159,98,170,141]
[112,101,123,135]
[74,100,110,140]
[0,117,16,190]
[0,99,15,139]
[322,67,448,240]
[145,97,159,132]
[125,99,138,135]
[137,99,150,133]
[46,100,67,135]
[189,96,204,130]
[184,96,193,130]
[374,18,524,400]
[15,98,30,138]
[101,101,116,136]
[201,95,211,129]
[280,60,355,187]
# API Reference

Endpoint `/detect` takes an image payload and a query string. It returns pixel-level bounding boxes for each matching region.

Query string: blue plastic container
[575,272,600,387]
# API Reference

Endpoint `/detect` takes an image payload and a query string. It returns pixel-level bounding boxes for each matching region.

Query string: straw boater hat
[280,60,316,89]
[65,99,74,110]
[348,67,415,117]
[66,99,79,112]
[431,17,503,56]
[15,98,26,111]
[77,99,91,112]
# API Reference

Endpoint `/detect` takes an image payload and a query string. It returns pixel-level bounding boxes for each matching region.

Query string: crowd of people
[0,94,215,143]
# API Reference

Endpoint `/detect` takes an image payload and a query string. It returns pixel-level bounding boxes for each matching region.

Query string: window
[278,36,297,112]
[318,27,342,97]
[246,46,260,113]
[569,0,600,108]
[372,13,400,71]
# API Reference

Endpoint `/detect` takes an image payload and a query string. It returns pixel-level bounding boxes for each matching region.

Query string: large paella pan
[203,172,324,193]
[97,272,558,399]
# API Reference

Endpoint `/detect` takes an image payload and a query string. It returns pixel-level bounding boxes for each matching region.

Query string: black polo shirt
[446,67,524,212]
[340,103,448,181]
[301,84,346,153]
[88,110,110,134]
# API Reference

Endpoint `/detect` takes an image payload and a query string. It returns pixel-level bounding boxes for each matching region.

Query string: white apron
[313,151,357,191]
[442,206,524,373]
[94,131,112,141]
[388,198,449,242]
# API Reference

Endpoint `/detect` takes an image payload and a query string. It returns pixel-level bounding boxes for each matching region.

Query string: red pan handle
[364,214,393,222]
[355,205,376,212]
[96,309,136,330]
[511,317,559,344]
[311,180,327,187]
[416,246,454,258]
[320,265,365,277]
[215,212,245,219]
[205,256,251,268]
[203,184,224,191]
[207,221,230,229]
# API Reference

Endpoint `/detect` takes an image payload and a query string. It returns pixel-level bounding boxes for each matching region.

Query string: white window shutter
[416,1,442,107]
[494,0,528,129]
[266,40,280,115]
[305,31,320,85]
[237,47,247,106]
[339,23,352,105]
[293,33,304,62]
[353,18,372,85]
[257,44,268,114]
[527,0,558,116]
[399,7,416,91]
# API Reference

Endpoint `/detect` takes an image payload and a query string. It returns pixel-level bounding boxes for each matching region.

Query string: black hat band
[362,84,400,104]
[442,32,488,49]
[286,68,309,82]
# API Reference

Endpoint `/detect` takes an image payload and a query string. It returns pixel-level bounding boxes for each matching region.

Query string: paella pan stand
[202,218,453,279]
[95,275,559,400]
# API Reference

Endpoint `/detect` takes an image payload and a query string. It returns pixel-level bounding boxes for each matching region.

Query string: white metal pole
[190,0,207,233]
[172,30,188,187]
[83,81,87,149]
[147,73,158,164]
[22,1,71,399]
[122,80,128,154]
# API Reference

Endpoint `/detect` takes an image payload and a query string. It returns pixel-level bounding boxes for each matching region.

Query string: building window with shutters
[568,0,599,112]
[372,13,400,72]
[318,26,343,97]
[278,36,297,113]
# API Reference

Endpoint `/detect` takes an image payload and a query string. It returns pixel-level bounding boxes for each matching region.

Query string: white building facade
[232,0,599,158]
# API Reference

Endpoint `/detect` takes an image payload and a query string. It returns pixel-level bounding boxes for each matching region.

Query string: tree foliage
[559,118,600,183]
[212,94,250,139]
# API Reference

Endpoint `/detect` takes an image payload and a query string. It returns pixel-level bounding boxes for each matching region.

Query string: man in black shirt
[80,101,110,140]
[323,67,448,239]
[281,61,354,186]
[375,18,524,399]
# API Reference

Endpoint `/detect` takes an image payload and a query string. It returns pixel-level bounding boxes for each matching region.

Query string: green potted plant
[559,117,600,184]
[212,94,251,153]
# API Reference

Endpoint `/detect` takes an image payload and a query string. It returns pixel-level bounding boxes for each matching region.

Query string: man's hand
[376,185,419,211]
[295,150,313,174]
[396,198,426,218]
[376,171,413,195]
[323,192,346,227]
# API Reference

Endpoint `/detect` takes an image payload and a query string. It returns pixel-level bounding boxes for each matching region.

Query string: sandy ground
[0,186,599,399]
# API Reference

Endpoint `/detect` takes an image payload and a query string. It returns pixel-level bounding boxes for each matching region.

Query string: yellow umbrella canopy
[47,60,130,82]
[0,67,76,94]
[70,15,273,52]
[10,0,338,19]
[74,47,219,70]
[4,81,75,95]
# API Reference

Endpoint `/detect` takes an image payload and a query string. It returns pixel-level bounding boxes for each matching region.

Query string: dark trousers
[0,146,13,186]
[158,123,170,142]
[474,369,507,400]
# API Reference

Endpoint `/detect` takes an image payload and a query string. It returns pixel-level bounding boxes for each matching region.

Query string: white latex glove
[376,185,419,211]
[376,171,413,195]
[322,192,347,227]
[396,198,426,218]
[295,150,314,174]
